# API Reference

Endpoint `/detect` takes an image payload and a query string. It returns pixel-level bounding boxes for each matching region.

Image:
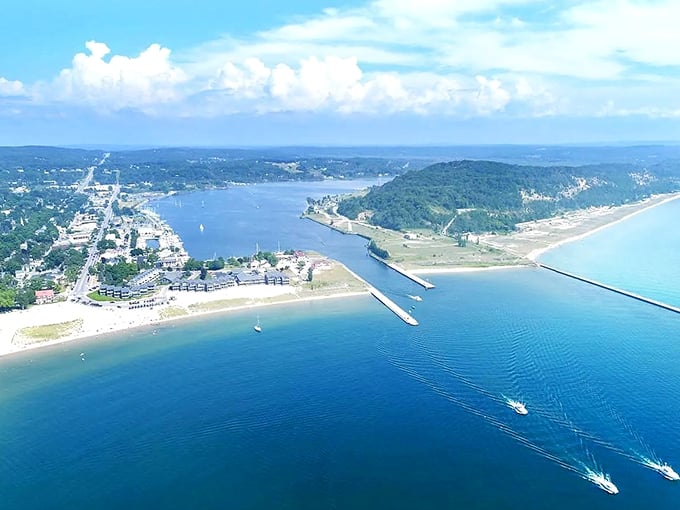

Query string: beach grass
[304,213,526,270]
[159,306,189,319]
[20,319,83,344]
[189,298,254,312]
[300,263,368,296]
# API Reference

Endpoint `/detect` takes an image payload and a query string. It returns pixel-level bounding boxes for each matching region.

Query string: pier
[539,264,680,315]
[368,252,436,289]
[368,286,419,326]
[341,263,419,326]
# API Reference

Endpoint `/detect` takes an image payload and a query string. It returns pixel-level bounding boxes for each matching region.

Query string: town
[0,152,329,312]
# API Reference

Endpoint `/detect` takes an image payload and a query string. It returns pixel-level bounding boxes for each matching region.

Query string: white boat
[653,463,680,481]
[199,223,204,232]
[587,472,619,494]
[254,317,262,333]
[407,295,423,302]
[507,399,528,415]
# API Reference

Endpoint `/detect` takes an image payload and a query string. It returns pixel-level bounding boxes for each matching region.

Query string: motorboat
[654,463,680,481]
[588,472,619,495]
[508,400,528,415]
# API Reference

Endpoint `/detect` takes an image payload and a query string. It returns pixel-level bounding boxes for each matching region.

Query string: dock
[368,252,436,289]
[539,263,680,315]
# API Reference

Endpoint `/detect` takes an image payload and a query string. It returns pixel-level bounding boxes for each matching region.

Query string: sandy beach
[0,284,368,358]
[410,265,526,275]
[3,191,679,359]
[480,192,680,261]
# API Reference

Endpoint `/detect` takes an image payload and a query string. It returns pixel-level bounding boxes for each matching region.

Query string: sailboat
[199,223,204,232]
[253,316,262,333]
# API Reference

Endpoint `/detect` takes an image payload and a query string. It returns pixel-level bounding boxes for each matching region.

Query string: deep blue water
[2,183,680,509]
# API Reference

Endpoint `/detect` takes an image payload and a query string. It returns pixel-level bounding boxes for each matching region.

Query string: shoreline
[4,191,679,360]
[526,193,680,261]
[0,287,370,360]
[410,265,528,275]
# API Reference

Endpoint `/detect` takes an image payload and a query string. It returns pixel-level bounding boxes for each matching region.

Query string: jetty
[341,263,419,326]
[368,286,419,326]
[539,264,680,315]
[368,252,435,289]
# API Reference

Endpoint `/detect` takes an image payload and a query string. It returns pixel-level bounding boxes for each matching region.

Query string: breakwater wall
[368,252,436,290]
[302,215,371,241]
[539,264,680,315]
[341,263,419,326]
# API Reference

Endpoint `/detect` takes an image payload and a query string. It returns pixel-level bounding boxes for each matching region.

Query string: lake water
[1,182,679,509]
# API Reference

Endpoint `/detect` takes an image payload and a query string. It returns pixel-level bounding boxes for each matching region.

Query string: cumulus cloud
[47,40,187,110]
[11,0,680,119]
[205,56,512,115]
[0,77,25,96]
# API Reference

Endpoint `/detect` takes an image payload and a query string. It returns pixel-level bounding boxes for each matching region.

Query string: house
[265,271,290,285]
[35,289,55,304]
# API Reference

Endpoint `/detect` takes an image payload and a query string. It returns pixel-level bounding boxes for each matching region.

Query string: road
[72,184,120,299]
[76,152,109,193]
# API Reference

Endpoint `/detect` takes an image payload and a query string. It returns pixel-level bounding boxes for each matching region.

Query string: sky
[1,0,679,146]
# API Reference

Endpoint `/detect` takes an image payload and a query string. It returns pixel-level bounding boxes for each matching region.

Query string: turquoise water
[2,184,680,508]
[540,197,680,308]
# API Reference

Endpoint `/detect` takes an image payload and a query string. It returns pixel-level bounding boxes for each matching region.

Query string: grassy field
[304,213,526,270]
[298,262,368,297]
[20,319,83,344]
[87,291,121,302]
[159,306,189,319]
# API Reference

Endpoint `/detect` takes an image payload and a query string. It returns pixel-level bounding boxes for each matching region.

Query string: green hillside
[337,160,680,233]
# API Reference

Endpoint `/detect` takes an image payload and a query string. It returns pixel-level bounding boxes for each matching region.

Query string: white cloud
[204,56,515,115]
[47,40,187,110]
[0,77,25,96]
[11,0,680,119]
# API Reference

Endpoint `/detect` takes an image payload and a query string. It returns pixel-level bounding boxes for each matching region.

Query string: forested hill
[336,160,680,234]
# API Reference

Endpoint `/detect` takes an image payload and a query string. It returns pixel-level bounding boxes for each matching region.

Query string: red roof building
[35,289,55,304]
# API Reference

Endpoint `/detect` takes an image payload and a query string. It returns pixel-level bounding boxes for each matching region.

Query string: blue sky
[1,0,679,146]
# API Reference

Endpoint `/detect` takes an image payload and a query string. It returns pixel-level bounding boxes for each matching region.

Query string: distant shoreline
[525,193,680,261]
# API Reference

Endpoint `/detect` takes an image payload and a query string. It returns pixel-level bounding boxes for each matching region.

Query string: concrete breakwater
[539,264,680,315]
[368,286,419,326]
[368,252,436,290]
[340,263,419,326]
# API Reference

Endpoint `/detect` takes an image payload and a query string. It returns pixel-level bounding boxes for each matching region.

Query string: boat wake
[582,467,619,494]
[378,341,605,489]
[638,457,680,481]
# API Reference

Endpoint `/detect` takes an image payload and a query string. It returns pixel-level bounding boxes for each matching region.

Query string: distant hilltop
[336,159,680,234]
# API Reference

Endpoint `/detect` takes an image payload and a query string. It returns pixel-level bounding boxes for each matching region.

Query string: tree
[368,240,389,259]
[207,257,225,270]
[97,239,116,251]
[15,288,35,309]
[307,267,314,282]
[183,258,203,271]
[0,289,16,309]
